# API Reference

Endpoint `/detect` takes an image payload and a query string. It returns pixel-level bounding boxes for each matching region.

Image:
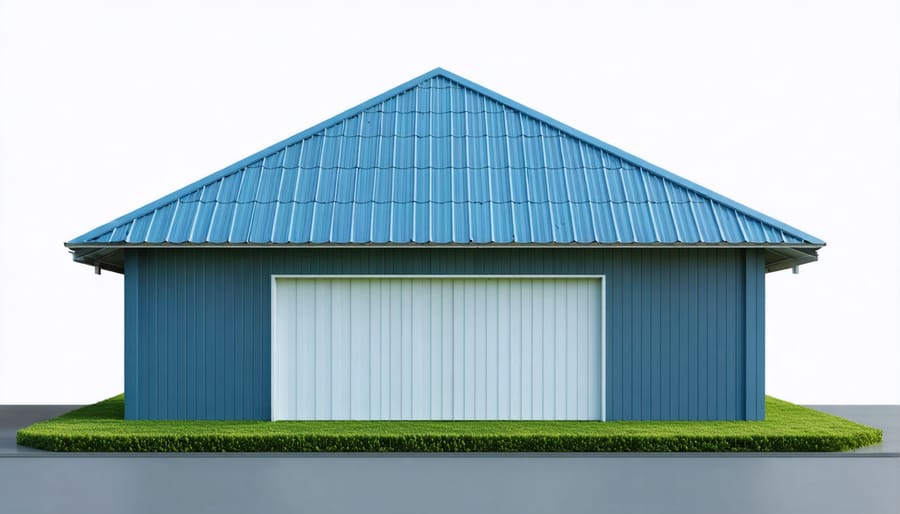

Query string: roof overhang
[66,242,821,275]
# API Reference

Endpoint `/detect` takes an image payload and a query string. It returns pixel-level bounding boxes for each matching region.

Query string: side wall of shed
[123,248,766,421]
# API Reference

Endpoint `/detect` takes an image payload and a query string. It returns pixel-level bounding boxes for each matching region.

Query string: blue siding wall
[124,248,766,421]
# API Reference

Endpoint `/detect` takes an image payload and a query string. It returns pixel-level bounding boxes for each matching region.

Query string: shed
[67,68,824,421]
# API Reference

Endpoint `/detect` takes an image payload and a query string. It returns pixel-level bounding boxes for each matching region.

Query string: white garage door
[272,276,604,421]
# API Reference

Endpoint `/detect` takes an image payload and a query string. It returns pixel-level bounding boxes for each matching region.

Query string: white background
[1,1,897,405]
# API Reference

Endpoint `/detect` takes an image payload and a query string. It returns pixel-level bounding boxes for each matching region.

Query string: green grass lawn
[16,395,882,452]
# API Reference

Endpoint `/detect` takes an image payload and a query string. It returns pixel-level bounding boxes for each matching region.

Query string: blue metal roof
[67,68,823,269]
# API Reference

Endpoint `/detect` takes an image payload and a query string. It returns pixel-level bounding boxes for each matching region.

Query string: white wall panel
[272,277,603,420]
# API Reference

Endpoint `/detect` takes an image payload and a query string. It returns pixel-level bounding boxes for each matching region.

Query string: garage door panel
[273,282,296,419]
[273,277,603,420]
[411,282,429,419]
[350,280,370,419]
[585,280,606,419]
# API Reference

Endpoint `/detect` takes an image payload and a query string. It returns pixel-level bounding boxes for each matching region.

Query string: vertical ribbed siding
[744,250,766,420]
[123,253,139,420]
[125,250,270,420]
[124,247,763,421]
[272,278,602,420]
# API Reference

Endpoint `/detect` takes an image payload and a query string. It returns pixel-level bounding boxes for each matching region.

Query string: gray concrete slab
[1,451,897,514]
[0,405,80,454]
[1,405,897,514]
[808,405,900,453]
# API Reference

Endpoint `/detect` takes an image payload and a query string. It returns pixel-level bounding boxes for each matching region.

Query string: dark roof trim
[70,243,818,276]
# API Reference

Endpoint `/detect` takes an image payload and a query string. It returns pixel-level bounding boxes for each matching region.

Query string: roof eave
[66,241,823,276]
[763,246,820,273]
[68,247,125,274]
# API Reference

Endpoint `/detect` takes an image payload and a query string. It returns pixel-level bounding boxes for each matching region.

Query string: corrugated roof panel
[270,200,293,244]
[289,202,314,243]
[510,201,532,242]
[249,201,277,244]
[413,167,431,242]
[452,190,470,243]
[257,167,283,202]
[334,167,356,204]
[310,201,334,243]
[276,167,298,204]
[346,112,363,141]
[649,202,678,243]
[127,213,154,243]
[470,203,492,243]
[354,167,375,203]
[350,197,373,244]
[413,200,430,243]
[489,165,511,204]
[670,200,699,243]
[330,201,353,244]
[543,135,564,177]
[146,203,175,243]
[611,201,635,243]
[486,110,508,166]
[395,91,416,139]
[629,201,656,243]
[371,187,392,242]
[199,179,221,202]
[763,225,789,244]
[431,205,452,244]
[228,202,253,243]
[590,202,618,243]
[216,170,243,203]
[737,213,764,242]
[529,201,553,243]
[358,118,380,171]
[643,172,668,202]
[105,224,127,243]
[167,199,197,243]
[432,87,451,138]
[570,201,596,243]
[621,164,648,203]
[550,202,574,243]
[560,135,583,167]
[601,157,628,203]
[252,168,284,241]
[690,193,722,243]
[525,161,549,204]
[714,205,744,244]
[68,68,823,256]
[491,200,514,243]
[546,168,568,203]
[582,149,610,203]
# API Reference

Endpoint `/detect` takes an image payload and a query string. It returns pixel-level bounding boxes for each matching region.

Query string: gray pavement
[810,405,900,454]
[0,404,897,513]
[0,405,79,455]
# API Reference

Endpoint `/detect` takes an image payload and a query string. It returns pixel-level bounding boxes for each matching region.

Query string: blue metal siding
[71,70,822,250]
[124,248,765,421]
[744,250,766,420]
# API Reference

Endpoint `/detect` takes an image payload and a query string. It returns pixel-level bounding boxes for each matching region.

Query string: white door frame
[271,274,606,421]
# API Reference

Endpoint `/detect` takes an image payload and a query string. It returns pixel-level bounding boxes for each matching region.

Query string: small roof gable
[68,68,823,273]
